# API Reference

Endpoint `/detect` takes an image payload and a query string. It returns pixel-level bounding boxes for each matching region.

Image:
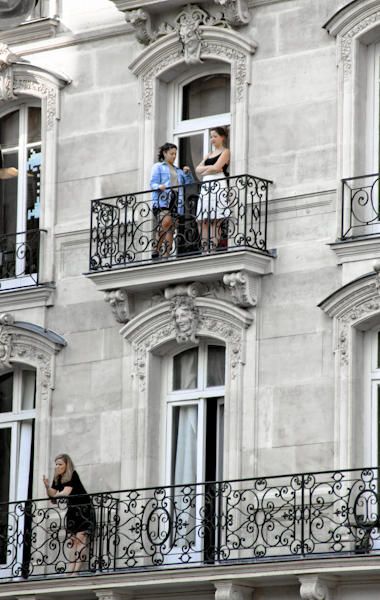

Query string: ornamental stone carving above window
[111,0,250,62]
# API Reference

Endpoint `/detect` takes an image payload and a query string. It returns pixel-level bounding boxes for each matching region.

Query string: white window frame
[365,43,380,174]
[0,368,36,573]
[0,102,42,289]
[168,71,231,164]
[165,342,225,487]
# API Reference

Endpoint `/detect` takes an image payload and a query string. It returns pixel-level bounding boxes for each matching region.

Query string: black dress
[52,471,96,536]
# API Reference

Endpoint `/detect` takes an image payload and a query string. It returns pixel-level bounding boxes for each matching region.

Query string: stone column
[215,582,253,600]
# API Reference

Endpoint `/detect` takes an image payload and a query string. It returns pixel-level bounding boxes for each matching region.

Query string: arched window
[0,367,36,565]
[173,74,231,178]
[166,342,226,486]
[0,105,41,287]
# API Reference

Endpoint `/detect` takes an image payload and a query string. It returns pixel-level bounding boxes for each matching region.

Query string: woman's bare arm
[202,149,230,175]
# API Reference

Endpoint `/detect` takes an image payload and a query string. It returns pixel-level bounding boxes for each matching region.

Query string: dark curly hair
[158,143,177,162]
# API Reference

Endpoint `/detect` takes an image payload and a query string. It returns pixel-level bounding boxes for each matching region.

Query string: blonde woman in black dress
[43,454,95,574]
[195,127,230,251]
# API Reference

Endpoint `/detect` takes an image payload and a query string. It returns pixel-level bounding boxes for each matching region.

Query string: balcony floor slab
[85,250,274,294]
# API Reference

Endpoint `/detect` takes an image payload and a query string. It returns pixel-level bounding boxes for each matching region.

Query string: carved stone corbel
[0,43,26,102]
[215,582,253,600]
[0,312,14,369]
[223,271,257,307]
[214,0,250,26]
[104,289,131,323]
[124,9,155,45]
[96,591,133,600]
[299,575,336,600]
[373,259,380,294]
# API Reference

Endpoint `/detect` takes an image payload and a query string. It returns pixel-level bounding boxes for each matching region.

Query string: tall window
[173,74,231,179]
[0,368,36,565]
[366,42,380,173]
[0,105,41,285]
[166,342,225,486]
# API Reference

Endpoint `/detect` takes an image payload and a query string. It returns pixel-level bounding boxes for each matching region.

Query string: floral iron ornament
[0,0,37,29]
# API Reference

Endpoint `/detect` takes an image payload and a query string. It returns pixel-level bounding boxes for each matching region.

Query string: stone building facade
[1,0,380,598]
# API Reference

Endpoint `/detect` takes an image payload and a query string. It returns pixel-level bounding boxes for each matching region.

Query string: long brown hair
[53,453,75,485]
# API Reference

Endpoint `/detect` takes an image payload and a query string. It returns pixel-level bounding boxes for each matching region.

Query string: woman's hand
[183,166,191,174]
[43,475,49,489]
[158,184,166,191]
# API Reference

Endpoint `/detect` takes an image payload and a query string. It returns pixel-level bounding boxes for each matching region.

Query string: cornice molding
[0,17,59,45]
[0,284,55,311]
[330,236,380,264]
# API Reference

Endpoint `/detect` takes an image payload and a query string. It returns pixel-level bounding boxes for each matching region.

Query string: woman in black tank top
[195,127,230,252]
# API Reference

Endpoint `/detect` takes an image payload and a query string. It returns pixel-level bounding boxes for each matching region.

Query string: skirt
[198,174,230,221]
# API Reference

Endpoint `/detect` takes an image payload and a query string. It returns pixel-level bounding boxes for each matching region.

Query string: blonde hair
[53,453,75,485]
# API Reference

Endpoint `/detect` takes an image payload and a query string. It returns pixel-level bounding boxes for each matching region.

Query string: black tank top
[204,153,229,176]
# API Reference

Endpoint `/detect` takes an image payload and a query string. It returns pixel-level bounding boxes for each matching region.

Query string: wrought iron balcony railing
[89,174,271,272]
[341,172,380,239]
[1,467,380,581]
[0,229,44,289]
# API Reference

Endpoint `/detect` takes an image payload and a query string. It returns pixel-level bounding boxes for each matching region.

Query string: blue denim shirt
[150,162,194,215]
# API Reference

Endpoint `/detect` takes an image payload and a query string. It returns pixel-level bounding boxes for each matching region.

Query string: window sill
[0,283,55,311]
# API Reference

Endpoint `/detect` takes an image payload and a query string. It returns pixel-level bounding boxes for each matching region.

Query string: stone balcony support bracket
[299,575,336,600]
[215,582,254,600]
[100,269,259,324]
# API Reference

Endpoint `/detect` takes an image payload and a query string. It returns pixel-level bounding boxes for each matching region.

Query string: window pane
[173,348,198,390]
[182,75,230,120]
[27,108,41,144]
[207,346,225,387]
[21,370,36,411]
[0,427,11,563]
[0,110,19,149]
[172,405,198,485]
[0,373,13,413]
[0,151,18,236]
[27,146,41,230]
[179,135,203,181]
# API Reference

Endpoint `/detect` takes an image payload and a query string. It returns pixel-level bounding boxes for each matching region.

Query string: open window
[0,104,41,289]
[172,74,231,179]
[166,342,225,562]
[0,368,36,571]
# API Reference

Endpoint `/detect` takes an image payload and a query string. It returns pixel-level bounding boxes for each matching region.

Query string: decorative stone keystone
[170,295,200,343]
[215,582,253,600]
[299,575,335,600]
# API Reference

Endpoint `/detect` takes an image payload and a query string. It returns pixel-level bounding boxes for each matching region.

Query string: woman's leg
[158,213,174,256]
[69,531,89,574]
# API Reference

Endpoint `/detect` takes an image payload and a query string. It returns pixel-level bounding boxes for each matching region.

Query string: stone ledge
[330,236,380,264]
[0,284,55,311]
[0,18,59,45]
[85,250,274,294]
[2,555,380,598]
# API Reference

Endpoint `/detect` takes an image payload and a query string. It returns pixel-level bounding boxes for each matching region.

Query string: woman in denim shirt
[150,143,193,258]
